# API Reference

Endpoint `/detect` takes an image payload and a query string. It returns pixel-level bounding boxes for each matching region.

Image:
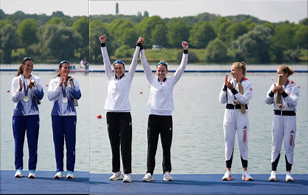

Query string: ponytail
[16,65,23,76]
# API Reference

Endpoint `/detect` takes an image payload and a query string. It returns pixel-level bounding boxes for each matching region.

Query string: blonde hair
[278,65,294,77]
[233,62,246,75]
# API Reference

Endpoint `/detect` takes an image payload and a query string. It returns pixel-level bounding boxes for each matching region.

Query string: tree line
[0,9,307,64]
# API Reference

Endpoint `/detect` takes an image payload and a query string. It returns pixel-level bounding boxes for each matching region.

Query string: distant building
[152,45,165,50]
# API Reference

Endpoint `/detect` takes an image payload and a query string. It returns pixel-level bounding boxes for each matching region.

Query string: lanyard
[62,83,67,98]
[22,74,31,97]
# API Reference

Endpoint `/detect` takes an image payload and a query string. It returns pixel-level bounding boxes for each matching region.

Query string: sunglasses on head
[22,57,33,64]
[113,60,125,65]
[59,60,70,68]
[157,62,167,66]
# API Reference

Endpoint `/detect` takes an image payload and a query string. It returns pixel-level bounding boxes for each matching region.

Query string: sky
[1,0,307,23]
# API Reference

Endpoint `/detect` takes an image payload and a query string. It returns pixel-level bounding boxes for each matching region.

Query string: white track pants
[223,109,249,161]
[271,115,296,164]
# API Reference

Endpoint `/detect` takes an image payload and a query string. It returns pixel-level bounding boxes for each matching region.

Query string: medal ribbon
[279,80,289,104]
[22,74,31,97]
[62,83,67,98]
[233,77,244,100]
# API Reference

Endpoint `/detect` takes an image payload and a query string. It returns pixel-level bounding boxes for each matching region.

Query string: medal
[62,97,68,103]
[23,96,29,102]
[232,99,238,105]
[278,104,284,110]
[23,75,31,102]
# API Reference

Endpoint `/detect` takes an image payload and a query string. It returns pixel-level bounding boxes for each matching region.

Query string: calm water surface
[1,64,307,175]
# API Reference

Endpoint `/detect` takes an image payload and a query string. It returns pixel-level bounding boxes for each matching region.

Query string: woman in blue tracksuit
[99,34,143,183]
[48,60,81,179]
[11,57,44,178]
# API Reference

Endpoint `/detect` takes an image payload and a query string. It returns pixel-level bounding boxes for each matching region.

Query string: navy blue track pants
[12,115,39,170]
[52,116,76,172]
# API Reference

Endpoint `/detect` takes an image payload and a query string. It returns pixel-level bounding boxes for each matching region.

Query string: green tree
[232,26,272,63]
[42,24,82,61]
[293,25,308,49]
[151,23,168,46]
[89,20,116,63]
[217,20,232,43]
[72,16,89,58]
[46,17,64,25]
[167,18,189,47]
[204,38,228,62]
[17,18,39,47]
[0,24,20,63]
[115,45,132,58]
[0,9,6,20]
[300,18,308,25]
[136,16,166,48]
[270,22,296,62]
[144,11,149,17]
[189,21,216,48]
[225,22,248,45]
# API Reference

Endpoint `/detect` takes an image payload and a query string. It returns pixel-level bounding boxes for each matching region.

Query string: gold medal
[23,96,29,102]
[62,97,68,103]
[232,99,238,105]
[278,104,284,110]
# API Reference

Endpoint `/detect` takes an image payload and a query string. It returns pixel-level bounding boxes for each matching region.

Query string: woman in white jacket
[265,65,299,182]
[140,39,189,182]
[99,34,143,183]
[218,62,254,181]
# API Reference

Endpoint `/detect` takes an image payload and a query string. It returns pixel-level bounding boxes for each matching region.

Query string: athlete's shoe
[123,174,132,183]
[54,171,64,179]
[222,171,232,181]
[163,171,173,181]
[109,171,122,181]
[66,171,74,179]
[142,173,154,182]
[268,171,277,181]
[28,170,36,178]
[286,172,294,182]
[242,171,253,181]
[14,168,23,178]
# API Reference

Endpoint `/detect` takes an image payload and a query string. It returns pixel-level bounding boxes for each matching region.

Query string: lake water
[1,64,307,175]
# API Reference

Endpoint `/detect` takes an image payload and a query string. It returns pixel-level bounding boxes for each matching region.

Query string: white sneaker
[54,171,64,179]
[222,171,232,181]
[66,171,74,179]
[142,173,154,182]
[14,168,23,178]
[109,171,122,181]
[163,171,173,181]
[28,170,36,178]
[242,171,253,181]
[123,174,132,183]
[268,171,277,181]
[286,172,294,182]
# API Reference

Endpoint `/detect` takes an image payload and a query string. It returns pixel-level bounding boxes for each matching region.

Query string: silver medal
[62,97,68,103]
[23,96,29,102]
